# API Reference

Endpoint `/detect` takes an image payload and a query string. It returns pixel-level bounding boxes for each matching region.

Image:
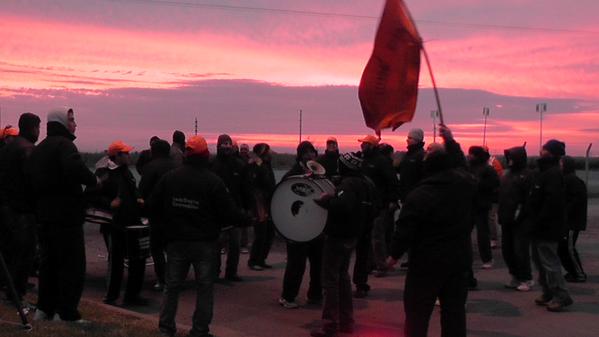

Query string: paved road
[81,199,599,337]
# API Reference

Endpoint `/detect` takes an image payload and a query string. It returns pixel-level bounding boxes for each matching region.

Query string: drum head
[271,176,334,242]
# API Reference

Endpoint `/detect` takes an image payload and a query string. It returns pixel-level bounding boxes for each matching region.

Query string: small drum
[125,225,151,260]
[271,175,335,242]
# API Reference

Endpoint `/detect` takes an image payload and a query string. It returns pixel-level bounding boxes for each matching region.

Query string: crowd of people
[0,107,590,337]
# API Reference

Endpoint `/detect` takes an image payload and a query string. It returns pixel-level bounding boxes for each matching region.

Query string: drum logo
[291,183,315,197]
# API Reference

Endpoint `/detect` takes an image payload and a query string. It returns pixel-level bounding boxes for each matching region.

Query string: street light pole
[536,103,547,152]
[298,109,303,143]
[482,107,490,147]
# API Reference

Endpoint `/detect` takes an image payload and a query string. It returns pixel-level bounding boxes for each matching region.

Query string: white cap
[47,108,72,128]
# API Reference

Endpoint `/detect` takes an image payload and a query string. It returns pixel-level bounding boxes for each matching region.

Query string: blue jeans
[159,241,216,337]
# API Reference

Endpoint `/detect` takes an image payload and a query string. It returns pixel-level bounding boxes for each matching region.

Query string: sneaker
[102,296,118,305]
[535,294,553,306]
[240,247,249,254]
[153,282,164,292]
[33,309,51,321]
[516,282,531,292]
[248,264,263,271]
[504,278,520,289]
[481,260,494,269]
[564,273,587,283]
[53,314,90,324]
[399,262,409,271]
[546,298,573,312]
[220,248,226,255]
[490,240,498,249]
[278,297,299,309]
[435,298,441,306]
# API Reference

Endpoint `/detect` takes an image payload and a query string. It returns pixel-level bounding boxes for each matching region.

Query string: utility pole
[194,117,198,136]
[586,143,593,189]
[536,103,547,153]
[431,110,438,143]
[482,107,490,147]
[299,109,303,143]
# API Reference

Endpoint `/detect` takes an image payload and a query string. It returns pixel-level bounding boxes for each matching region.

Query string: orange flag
[358,0,422,135]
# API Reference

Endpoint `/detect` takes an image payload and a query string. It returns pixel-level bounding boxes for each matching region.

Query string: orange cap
[358,135,379,145]
[186,135,209,156]
[107,140,134,156]
[326,136,337,143]
[1,127,18,138]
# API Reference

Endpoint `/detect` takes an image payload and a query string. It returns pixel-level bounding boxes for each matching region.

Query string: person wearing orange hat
[316,137,340,180]
[353,134,399,296]
[150,135,251,337]
[87,140,148,306]
[0,126,19,148]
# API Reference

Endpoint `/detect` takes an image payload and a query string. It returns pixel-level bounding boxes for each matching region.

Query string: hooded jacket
[28,122,97,227]
[527,156,567,241]
[316,150,340,179]
[211,135,249,209]
[468,147,500,210]
[360,147,400,207]
[561,156,587,231]
[397,142,425,201]
[498,146,532,227]
[0,134,36,213]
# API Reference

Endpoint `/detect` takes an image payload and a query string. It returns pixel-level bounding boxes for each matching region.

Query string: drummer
[278,141,324,309]
[89,140,147,306]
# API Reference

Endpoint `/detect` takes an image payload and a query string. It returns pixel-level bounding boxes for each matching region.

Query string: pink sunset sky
[1,0,598,155]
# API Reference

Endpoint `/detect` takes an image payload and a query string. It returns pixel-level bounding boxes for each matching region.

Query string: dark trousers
[558,230,586,279]
[281,238,323,302]
[37,224,86,321]
[1,210,37,299]
[531,239,572,303]
[353,223,373,291]
[105,229,146,301]
[404,270,468,337]
[215,228,241,278]
[501,224,532,281]
[372,209,393,270]
[321,237,356,333]
[160,241,216,337]
[248,220,274,266]
[474,209,493,263]
[151,225,167,285]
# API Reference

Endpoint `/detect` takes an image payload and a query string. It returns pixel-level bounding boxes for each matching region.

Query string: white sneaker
[516,282,531,292]
[481,260,494,269]
[504,278,519,289]
[278,298,299,309]
[435,298,440,306]
[33,309,50,321]
[53,314,91,324]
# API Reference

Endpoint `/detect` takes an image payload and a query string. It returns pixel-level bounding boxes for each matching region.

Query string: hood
[504,146,527,171]
[468,146,490,166]
[47,121,76,141]
[561,156,576,175]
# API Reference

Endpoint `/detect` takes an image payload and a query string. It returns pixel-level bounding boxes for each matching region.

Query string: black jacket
[562,157,587,231]
[397,143,425,201]
[469,162,500,211]
[527,157,567,241]
[390,168,476,275]
[316,174,375,239]
[139,156,178,201]
[316,151,340,179]
[498,147,532,228]
[149,157,247,242]
[87,165,141,230]
[211,153,249,209]
[135,149,153,175]
[361,149,400,207]
[0,135,36,212]
[27,122,97,227]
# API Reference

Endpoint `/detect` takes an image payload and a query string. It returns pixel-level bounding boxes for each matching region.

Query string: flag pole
[421,47,444,125]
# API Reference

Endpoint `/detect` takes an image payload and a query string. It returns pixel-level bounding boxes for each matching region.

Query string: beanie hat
[217,134,233,147]
[172,130,186,145]
[296,141,317,160]
[339,152,363,171]
[408,128,424,142]
[151,139,171,157]
[542,139,566,157]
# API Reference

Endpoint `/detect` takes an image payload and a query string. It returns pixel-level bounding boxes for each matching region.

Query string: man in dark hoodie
[150,135,248,337]
[211,134,248,282]
[0,113,41,304]
[387,124,475,337]
[139,139,178,291]
[354,135,400,296]
[170,130,186,166]
[247,143,277,270]
[28,108,97,321]
[135,136,160,175]
[317,137,340,180]
[468,146,500,269]
[498,146,534,291]
[278,141,323,308]
[311,152,374,337]
[529,139,573,312]
[558,156,588,283]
